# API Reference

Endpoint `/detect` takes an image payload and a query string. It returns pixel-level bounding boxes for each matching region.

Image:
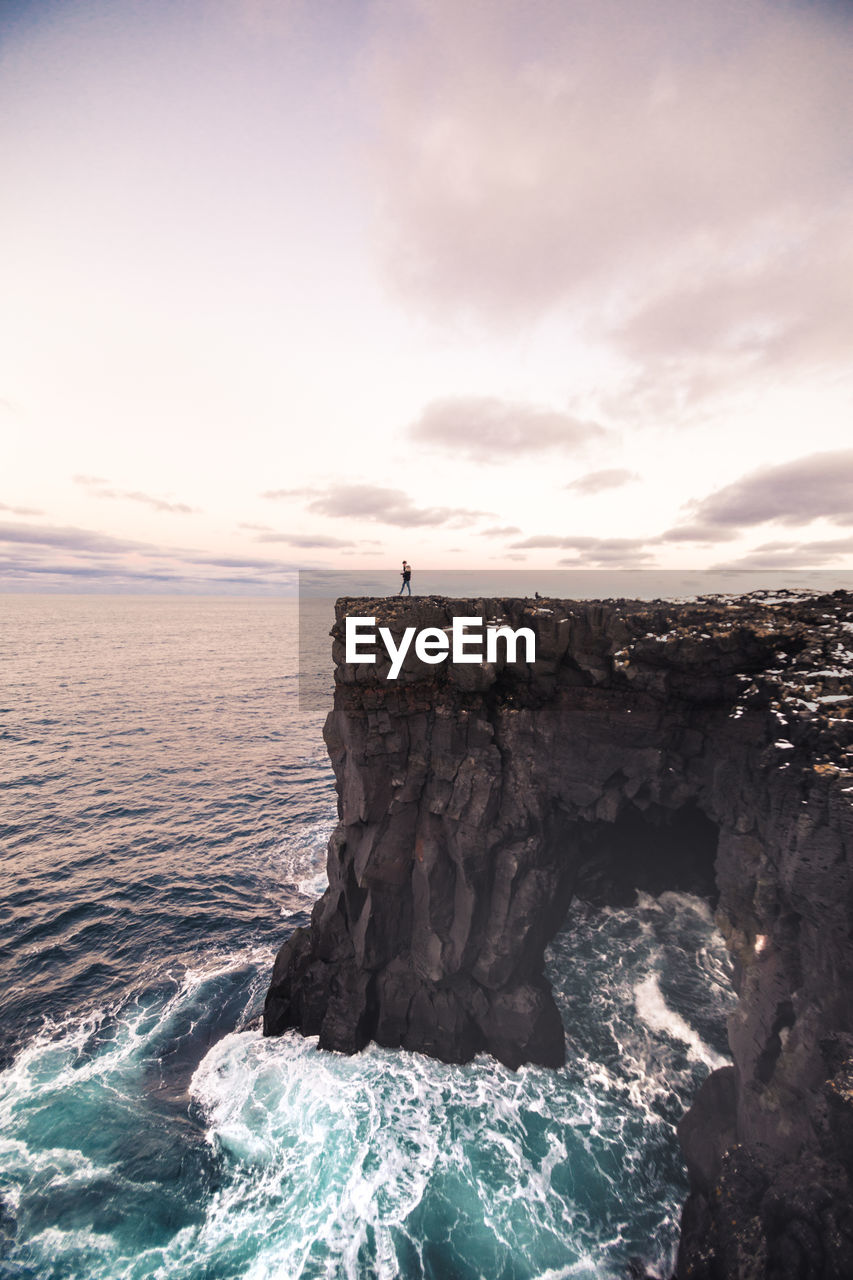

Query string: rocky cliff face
[265,591,853,1277]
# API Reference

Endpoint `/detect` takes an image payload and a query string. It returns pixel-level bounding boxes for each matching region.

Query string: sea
[2,578,840,1280]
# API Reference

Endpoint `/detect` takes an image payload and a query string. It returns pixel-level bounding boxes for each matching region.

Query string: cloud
[0,560,186,584]
[300,483,491,528]
[657,523,737,544]
[0,501,44,516]
[615,204,853,369]
[509,535,617,550]
[509,532,655,566]
[124,490,196,514]
[711,534,853,570]
[478,524,521,537]
[0,560,298,591]
[73,475,197,513]
[0,520,152,554]
[369,0,853,314]
[684,450,853,528]
[188,553,299,573]
[407,397,607,461]
[238,521,274,531]
[604,204,853,421]
[0,520,305,592]
[260,487,317,500]
[558,540,655,568]
[366,0,853,410]
[565,469,638,495]
[254,532,355,548]
[510,535,576,549]
[0,522,296,569]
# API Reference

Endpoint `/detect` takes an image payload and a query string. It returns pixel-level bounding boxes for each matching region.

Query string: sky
[2,0,853,592]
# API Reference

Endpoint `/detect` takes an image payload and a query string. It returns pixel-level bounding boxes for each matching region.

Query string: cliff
[265,591,853,1277]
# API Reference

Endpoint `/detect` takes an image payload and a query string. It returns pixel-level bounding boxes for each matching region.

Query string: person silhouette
[399,561,412,595]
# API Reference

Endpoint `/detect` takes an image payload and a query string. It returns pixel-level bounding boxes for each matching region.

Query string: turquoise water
[0,597,734,1279]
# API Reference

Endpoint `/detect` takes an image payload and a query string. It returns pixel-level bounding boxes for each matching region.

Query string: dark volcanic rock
[264,590,853,1277]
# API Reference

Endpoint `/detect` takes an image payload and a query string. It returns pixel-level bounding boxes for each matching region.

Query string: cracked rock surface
[264,590,853,1277]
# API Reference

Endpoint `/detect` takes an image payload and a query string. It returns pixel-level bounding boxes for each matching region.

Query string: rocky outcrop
[264,591,853,1277]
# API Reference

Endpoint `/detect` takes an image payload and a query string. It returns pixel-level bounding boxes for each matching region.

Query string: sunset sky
[3,0,853,591]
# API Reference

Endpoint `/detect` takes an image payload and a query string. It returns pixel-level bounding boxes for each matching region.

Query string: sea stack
[265,592,853,1276]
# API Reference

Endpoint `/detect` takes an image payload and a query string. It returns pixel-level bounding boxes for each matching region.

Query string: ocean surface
[0,595,738,1280]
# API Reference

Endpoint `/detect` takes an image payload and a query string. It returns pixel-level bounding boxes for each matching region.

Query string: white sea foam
[186,1018,683,1279]
[0,892,732,1280]
[190,1033,457,1278]
[634,973,728,1072]
[271,816,333,912]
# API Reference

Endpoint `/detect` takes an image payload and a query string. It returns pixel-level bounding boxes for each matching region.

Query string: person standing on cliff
[399,561,412,595]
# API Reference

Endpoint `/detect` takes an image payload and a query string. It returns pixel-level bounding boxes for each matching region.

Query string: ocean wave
[0,890,732,1279]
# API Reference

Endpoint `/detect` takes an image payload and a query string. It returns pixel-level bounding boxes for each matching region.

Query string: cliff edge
[265,591,853,1277]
